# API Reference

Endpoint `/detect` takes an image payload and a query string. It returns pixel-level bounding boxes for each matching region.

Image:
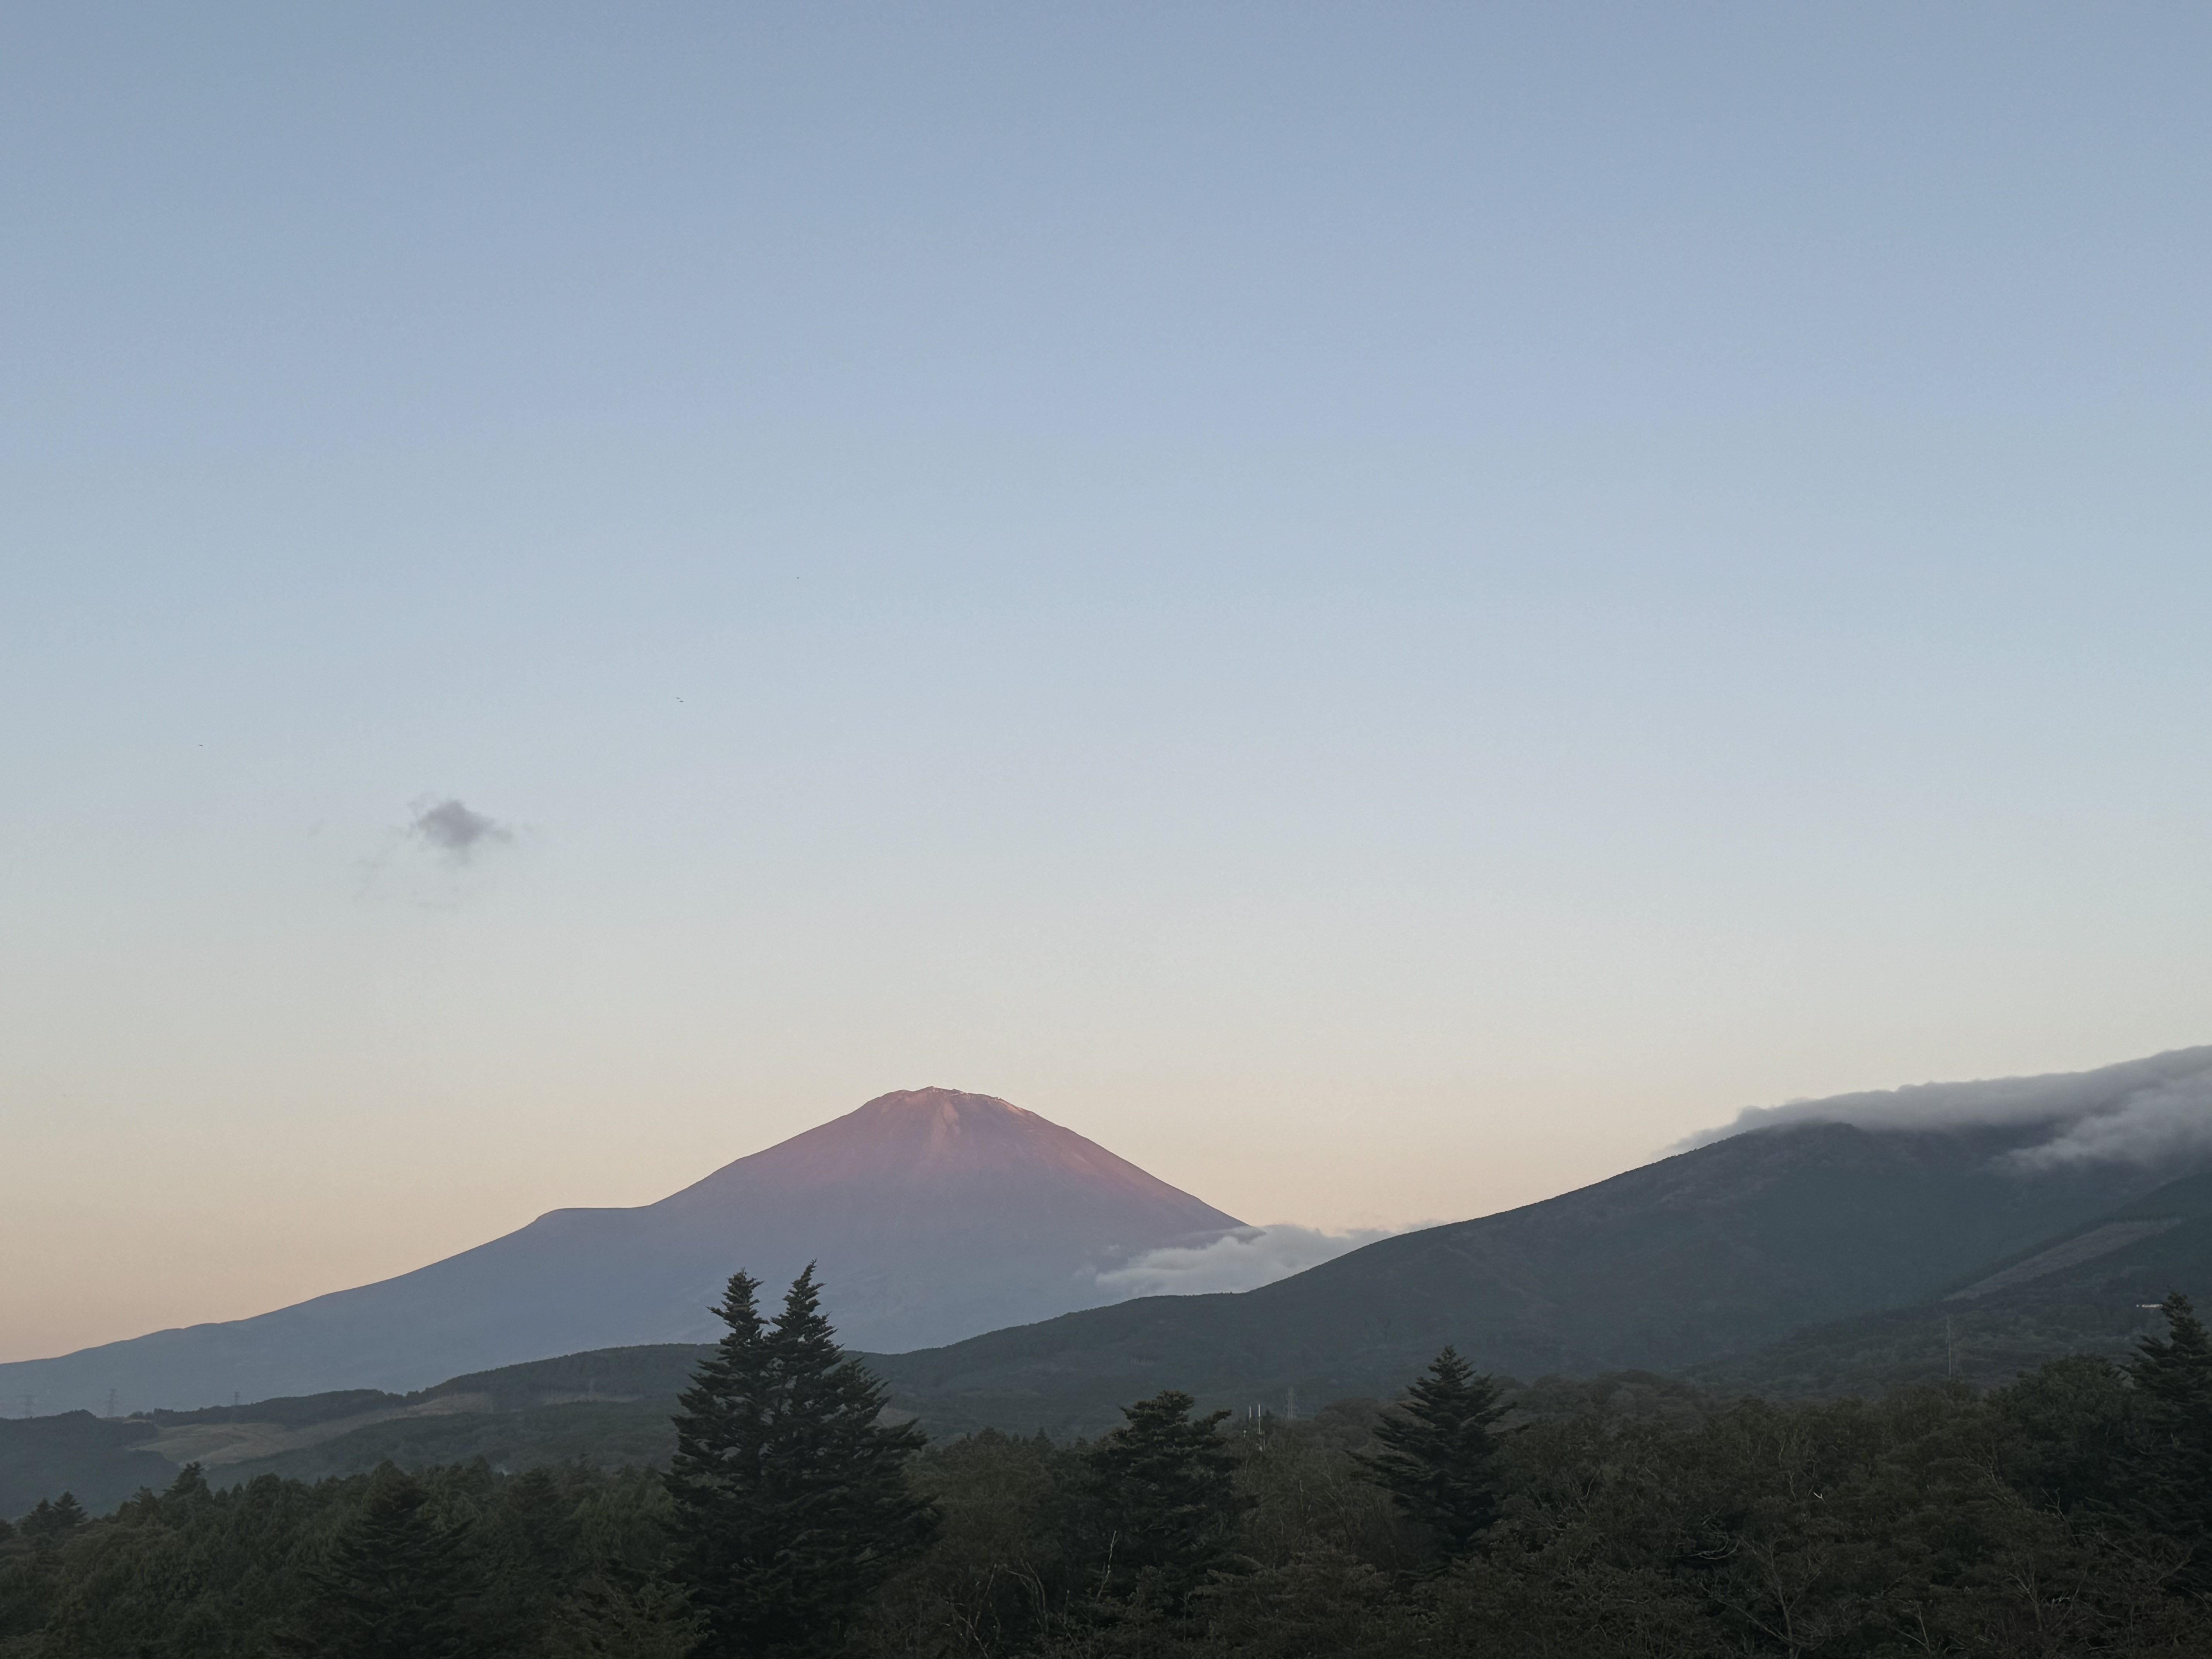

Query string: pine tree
[20,1493,87,1547]
[544,1571,705,1659]
[477,1463,576,1647]
[1081,1388,1245,1609]
[1358,1346,1507,1560]
[667,1266,940,1659]
[2123,1291,2212,1579]
[161,1462,213,1516]
[276,1463,485,1659]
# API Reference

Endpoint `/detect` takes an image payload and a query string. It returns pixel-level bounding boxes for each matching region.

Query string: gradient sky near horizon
[5,3,2211,1364]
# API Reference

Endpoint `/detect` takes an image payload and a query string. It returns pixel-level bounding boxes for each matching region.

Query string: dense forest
[5,1275,2212,1657]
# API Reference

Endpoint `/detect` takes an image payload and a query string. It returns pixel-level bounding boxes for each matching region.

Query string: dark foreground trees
[13,1298,2212,1657]
[1355,1345,1506,1561]
[2122,1288,2212,1585]
[1077,1389,1247,1609]
[666,1265,939,1659]
[0,1458,680,1659]
[276,1465,484,1659]
[16,1494,86,1550]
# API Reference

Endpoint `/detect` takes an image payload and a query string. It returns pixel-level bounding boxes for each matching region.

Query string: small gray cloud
[1095,1223,1410,1299]
[407,798,514,865]
[1675,1046,2212,1172]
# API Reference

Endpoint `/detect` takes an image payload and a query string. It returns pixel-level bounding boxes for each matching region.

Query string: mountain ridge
[857,1113,2183,1434]
[12,1049,2212,1511]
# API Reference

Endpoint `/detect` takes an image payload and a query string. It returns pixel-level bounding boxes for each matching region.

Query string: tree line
[5,1270,2212,1656]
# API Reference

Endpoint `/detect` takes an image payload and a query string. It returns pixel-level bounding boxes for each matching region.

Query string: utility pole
[1945,1317,1956,1380]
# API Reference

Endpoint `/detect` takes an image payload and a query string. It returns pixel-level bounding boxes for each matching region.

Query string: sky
[3,2,2210,1364]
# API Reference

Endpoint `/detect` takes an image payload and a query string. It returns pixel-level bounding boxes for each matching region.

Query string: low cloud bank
[1683,1045,2212,1171]
[1097,1224,1405,1298]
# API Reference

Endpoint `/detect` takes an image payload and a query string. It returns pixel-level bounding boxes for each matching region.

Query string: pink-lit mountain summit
[663,1088,1236,1254]
[0,1089,1243,1413]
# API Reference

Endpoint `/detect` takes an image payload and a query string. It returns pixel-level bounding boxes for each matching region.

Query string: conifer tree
[19,1493,86,1547]
[544,1571,705,1659]
[158,1462,214,1527]
[667,1266,939,1659]
[1359,1346,1507,1560]
[277,1464,485,1659]
[2123,1291,2212,1578]
[1082,1388,1245,1608]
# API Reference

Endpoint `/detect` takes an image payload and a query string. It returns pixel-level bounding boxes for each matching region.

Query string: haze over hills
[9,1048,2212,1511]
[0,1089,1241,1415]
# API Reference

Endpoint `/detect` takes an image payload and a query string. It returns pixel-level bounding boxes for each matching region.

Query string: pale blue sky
[4,3,2210,1359]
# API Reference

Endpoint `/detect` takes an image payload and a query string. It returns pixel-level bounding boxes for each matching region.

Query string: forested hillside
[1694,1172,2212,1400]
[0,1350,706,1520]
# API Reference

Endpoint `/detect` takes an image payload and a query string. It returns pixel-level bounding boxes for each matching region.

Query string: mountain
[0,1089,1240,1415]
[861,1049,2212,1434]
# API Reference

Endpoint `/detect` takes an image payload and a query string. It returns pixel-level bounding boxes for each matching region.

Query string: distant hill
[0,1089,1240,1414]
[0,1347,708,1518]
[1688,1171,2212,1399]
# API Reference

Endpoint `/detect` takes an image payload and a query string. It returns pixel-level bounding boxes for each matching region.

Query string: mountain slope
[865,1116,2176,1435]
[1688,1171,2212,1399]
[0,1089,1240,1414]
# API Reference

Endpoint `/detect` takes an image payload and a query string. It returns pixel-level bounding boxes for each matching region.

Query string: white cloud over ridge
[1096,1224,1409,1299]
[1681,1045,2212,1171]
